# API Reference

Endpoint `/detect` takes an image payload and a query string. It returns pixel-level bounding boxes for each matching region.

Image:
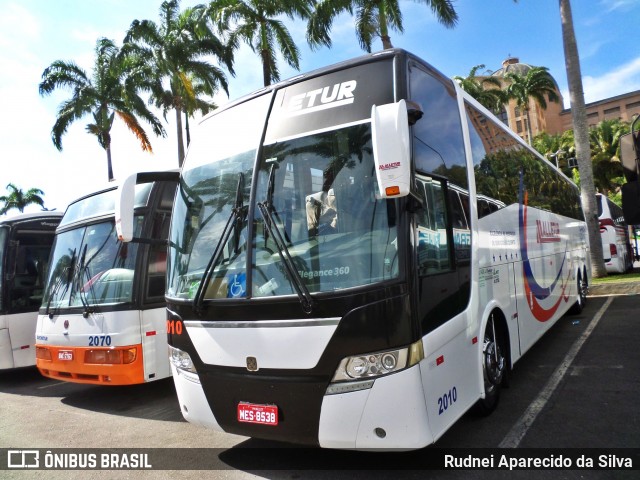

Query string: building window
[587,111,599,118]
[514,106,521,117]
[516,120,522,133]
[604,106,620,115]
[626,101,640,109]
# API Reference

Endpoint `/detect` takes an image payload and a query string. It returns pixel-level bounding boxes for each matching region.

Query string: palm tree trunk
[525,108,534,145]
[559,0,607,278]
[106,145,114,182]
[261,49,271,87]
[379,6,393,50]
[176,107,185,168]
[185,112,191,146]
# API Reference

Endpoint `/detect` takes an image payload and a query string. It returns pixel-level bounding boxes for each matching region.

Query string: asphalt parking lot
[1,284,639,479]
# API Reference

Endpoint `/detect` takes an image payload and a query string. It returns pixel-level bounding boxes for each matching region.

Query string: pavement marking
[36,381,67,390]
[498,296,614,448]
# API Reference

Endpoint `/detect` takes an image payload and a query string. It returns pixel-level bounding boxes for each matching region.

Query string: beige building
[487,57,640,141]
[559,90,640,133]
[489,57,565,143]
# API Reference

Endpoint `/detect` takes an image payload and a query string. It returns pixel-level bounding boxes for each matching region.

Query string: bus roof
[0,211,63,228]
[200,48,451,123]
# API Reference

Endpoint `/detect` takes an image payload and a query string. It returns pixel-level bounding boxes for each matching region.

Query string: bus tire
[569,272,587,315]
[474,313,507,416]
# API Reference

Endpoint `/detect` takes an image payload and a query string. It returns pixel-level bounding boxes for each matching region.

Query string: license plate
[237,402,278,426]
[58,350,73,361]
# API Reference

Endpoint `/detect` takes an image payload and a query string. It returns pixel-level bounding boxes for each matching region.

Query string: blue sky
[1,0,639,215]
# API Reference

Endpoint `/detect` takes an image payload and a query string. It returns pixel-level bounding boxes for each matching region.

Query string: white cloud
[0,3,40,48]
[581,56,640,104]
[600,0,638,12]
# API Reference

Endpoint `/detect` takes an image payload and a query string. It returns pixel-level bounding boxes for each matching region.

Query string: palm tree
[589,119,628,196]
[454,65,507,113]
[504,66,560,145]
[39,38,166,182]
[559,0,606,278]
[124,0,232,166]
[0,184,46,215]
[183,76,221,146]
[307,0,457,53]
[206,0,311,87]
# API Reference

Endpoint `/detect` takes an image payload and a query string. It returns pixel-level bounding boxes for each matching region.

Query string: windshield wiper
[75,244,97,318]
[258,165,314,314]
[193,172,247,311]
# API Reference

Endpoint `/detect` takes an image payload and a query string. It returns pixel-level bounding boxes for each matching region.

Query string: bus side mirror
[115,170,180,243]
[620,130,640,183]
[115,174,138,242]
[620,117,640,224]
[622,181,640,225]
[371,99,411,199]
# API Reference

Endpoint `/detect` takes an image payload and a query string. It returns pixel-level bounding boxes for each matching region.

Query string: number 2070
[88,335,111,346]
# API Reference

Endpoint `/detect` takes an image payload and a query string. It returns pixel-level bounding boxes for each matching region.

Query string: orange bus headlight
[36,347,52,361]
[85,347,137,365]
[122,347,137,364]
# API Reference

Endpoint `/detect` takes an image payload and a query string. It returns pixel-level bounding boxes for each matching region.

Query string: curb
[588,282,640,296]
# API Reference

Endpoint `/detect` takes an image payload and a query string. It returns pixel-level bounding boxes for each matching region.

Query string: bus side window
[146,212,171,301]
[477,199,492,219]
[416,177,453,275]
[449,190,471,264]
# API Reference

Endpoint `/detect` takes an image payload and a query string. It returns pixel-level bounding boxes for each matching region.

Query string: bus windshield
[168,121,399,302]
[43,218,142,310]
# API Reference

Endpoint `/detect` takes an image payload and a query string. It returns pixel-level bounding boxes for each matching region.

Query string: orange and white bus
[0,212,62,370]
[35,171,178,385]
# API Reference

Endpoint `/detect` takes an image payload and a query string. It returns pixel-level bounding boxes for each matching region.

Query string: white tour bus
[596,193,633,274]
[0,212,62,370]
[117,49,589,449]
[35,171,178,385]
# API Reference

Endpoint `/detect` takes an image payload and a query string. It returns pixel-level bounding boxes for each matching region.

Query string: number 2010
[438,387,457,415]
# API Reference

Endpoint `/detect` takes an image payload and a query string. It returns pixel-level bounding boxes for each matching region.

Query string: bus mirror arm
[115,170,180,243]
[126,237,169,247]
[406,190,424,213]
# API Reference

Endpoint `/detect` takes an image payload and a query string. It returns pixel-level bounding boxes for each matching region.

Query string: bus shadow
[0,368,184,423]
[58,377,184,422]
[0,366,58,391]
[216,439,462,479]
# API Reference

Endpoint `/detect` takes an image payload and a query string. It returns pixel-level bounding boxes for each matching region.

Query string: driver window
[416,176,453,275]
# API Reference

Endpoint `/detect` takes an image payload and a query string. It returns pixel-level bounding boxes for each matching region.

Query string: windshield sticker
[227,273,246,298]
[298,267,351,279]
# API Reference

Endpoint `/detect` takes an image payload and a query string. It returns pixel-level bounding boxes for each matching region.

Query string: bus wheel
[474,315,506,416]
[569,274,587,315]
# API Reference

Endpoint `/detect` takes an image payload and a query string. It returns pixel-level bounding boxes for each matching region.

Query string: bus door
[5,227,56,367]
[140,182,176,382]
[413,175,477,437]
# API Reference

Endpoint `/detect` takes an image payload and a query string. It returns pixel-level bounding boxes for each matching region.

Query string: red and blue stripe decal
[518,174,571,322]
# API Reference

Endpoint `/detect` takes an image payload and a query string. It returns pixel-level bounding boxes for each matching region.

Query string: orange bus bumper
[35,344,145,385]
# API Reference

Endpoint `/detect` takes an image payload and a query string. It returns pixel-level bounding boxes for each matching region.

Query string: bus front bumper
[35,343,145,385]
[172,362,433,450]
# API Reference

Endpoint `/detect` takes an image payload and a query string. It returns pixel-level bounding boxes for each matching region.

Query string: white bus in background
[0,212,62,370]
[35,171,178,385]
[596,193,633,274]
[123,49,591,450]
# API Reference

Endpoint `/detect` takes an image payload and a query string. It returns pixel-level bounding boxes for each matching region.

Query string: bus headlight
[326,340,424,395]
[169,345,200,384]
